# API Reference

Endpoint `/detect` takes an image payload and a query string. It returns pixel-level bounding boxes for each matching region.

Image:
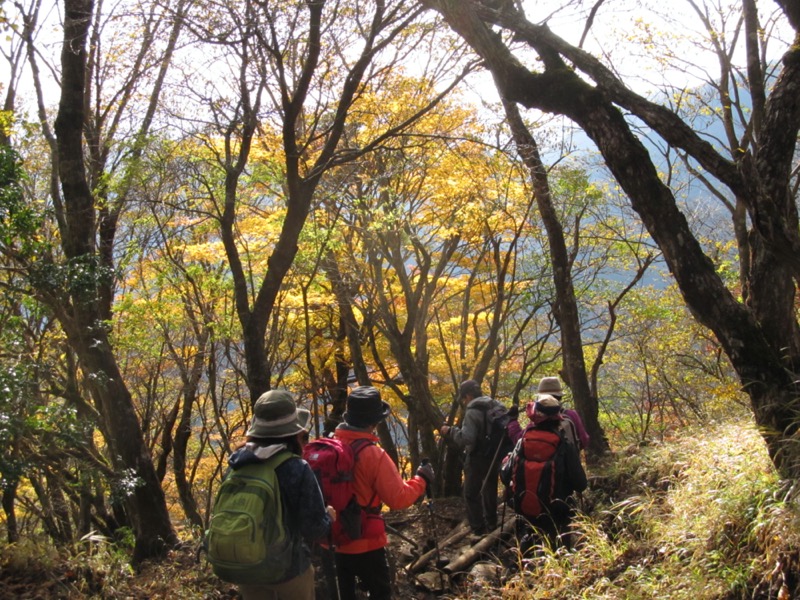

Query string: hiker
[537,376,590,451]
[331,385,432,600]
[212,390,335,600]
[438,379,505,536]
[501,395,587,552]
[508,376,590,452]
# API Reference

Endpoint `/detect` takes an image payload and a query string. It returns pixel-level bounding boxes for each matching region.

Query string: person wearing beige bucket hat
[536,376,563,397]
[223,390,335,600]
[535,376,590,451]
[499,391,587,553]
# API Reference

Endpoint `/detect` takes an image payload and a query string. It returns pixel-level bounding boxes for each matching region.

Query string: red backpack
[505,427,567,519]
[302,437,374,546]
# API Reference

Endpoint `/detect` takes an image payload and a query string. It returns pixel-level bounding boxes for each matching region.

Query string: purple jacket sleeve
[564,408,590,450]
[506,418,523,445]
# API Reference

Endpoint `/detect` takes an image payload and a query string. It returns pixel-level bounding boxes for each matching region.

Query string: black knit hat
[458,379,482,399]
[343,386,391,427]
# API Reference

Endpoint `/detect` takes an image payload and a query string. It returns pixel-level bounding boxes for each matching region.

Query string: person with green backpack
[206,390,335,600]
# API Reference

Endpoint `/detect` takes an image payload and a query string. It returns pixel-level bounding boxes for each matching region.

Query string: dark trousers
[516,501,574,553]
[464,453,500,533]
[334,547,392,600]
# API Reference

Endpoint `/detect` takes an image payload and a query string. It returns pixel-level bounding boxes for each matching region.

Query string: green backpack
[206,450,294,585]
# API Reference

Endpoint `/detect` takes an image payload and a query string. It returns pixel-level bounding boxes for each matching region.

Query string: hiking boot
[468,527,488,544]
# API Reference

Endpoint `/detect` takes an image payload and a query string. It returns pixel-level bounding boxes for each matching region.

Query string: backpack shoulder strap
[268,449,295,468]
[350,438,374,457]
[510,437,523,459]
[348,438,378,508]
[466,402,488,424]
[563,416,580,448]
[467,402,490,434]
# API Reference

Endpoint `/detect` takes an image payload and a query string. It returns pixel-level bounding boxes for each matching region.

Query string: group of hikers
[205,377,588,599]
[439,377,588,552]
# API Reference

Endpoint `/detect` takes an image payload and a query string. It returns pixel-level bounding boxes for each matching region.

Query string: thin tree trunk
[502,98,610,459]
[2,482,19,544]
[323,250,400,462]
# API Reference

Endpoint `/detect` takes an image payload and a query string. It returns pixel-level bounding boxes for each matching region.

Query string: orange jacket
[332,427,427,554]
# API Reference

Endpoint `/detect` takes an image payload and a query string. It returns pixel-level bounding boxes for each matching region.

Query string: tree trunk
[502,98,610,459]
[2,482,19,543]
[322,250,400,461]
[55,0,177,562]
[406,519,471,573]
[173,389,204,529]
[424,0,800,479]
[73,334,178,562]
[442,513,516,574]
[169,328,209,530]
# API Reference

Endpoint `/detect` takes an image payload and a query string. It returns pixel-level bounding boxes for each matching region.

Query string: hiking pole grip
[420,458,433,499]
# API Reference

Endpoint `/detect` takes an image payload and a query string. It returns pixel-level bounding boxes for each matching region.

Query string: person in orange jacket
[332,386,433,600]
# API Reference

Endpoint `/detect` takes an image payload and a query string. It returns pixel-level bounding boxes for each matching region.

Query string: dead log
[442,515,516,575]
[404,519,471,573]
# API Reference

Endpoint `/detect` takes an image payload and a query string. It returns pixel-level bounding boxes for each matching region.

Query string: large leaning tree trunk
[52,0,177,562]
[424,0,800,479]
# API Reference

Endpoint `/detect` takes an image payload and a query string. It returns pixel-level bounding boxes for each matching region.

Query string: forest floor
[3,423,800,598]
[0,496,494,599]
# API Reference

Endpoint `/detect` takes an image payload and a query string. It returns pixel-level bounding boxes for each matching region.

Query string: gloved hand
[507,405,519,419]
[416,461,435,488]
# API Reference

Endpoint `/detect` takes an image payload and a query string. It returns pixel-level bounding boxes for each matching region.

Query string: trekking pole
[500,490,508,535]
[479,437,504,497]
[324,533,341,600]
[421,458,446,590]
[385,523,419,550]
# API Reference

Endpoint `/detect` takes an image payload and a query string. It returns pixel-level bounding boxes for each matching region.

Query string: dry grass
[499,421,800,599]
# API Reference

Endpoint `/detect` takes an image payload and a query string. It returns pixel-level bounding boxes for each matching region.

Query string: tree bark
[442,513,516,574]
[54,0,177,562]
[2,481,19,544]
[406,519,471,573]
[502,98,610,459]
[322,249,400,462]
[423,0,800,479]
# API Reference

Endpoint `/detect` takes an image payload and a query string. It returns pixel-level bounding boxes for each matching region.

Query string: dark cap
[343,386,391,428]
[458,379,482,400]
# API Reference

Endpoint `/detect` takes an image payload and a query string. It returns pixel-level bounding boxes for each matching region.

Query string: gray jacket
[448,396,504,456]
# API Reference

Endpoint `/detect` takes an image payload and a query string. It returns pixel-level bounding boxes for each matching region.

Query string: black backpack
[475,402,513,460]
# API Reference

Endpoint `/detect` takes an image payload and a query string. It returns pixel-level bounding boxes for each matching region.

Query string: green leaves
[0,145,35,246]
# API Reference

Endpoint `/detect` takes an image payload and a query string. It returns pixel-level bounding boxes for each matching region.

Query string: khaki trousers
[238,565,315,600]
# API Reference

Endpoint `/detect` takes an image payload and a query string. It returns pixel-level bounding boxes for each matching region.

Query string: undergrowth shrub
[0,531,226,598]
[501,420,800,599]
